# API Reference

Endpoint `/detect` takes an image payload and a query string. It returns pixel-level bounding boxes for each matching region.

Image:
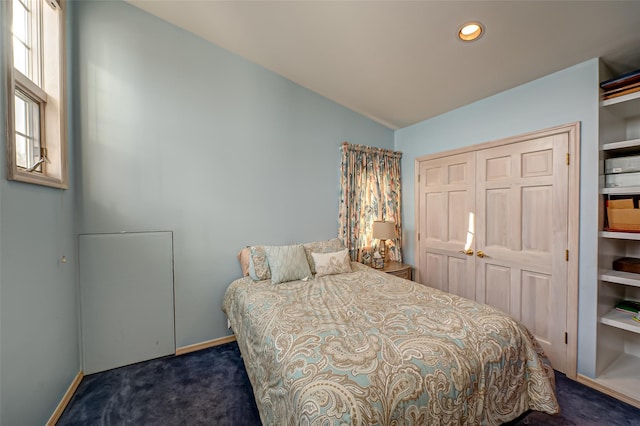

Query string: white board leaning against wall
[79,231,175,374]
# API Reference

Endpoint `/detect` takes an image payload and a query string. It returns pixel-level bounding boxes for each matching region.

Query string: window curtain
[338,142,403,263]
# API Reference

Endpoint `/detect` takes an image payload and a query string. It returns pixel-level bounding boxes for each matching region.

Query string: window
[5,0,68,188]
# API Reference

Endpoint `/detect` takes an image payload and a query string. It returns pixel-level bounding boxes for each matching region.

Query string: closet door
[417,152,476,299]
[475,133,569,373]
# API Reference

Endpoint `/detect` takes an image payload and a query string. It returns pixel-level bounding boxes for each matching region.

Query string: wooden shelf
[600,231,640,240]
[599,269,640,287]
[601,186,640,195]
[601,90,640,116]
[594,353,640,408]
[602,138,640,153]
[601,310,640,334]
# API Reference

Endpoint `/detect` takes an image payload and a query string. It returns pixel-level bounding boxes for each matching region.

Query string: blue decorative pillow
[264,244,312,284]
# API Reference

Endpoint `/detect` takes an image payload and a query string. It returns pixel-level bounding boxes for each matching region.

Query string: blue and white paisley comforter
[222,262,559,425]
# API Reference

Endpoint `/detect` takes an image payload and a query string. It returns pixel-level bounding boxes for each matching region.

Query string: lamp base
[374,239,387,269]
[379,239,387,263]
[373,257,384,269]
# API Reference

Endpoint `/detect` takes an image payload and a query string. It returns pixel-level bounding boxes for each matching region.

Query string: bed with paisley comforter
[223,259,559,425]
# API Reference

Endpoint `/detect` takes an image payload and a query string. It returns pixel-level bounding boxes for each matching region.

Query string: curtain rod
[341,142,402,158]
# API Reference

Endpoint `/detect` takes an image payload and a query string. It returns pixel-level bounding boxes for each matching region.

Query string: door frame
[414,122,580,379]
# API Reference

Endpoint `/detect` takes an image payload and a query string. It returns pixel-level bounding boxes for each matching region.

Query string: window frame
[14,77,47,172]
[4,0,68,189]
[12,0,42,88]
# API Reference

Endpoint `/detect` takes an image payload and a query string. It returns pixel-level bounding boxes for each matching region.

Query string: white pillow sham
[312,248,352,277]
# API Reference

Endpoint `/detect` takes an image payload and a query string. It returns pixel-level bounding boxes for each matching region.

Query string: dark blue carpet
[57,341,260,425]
[513,372,640,426]
[58,341,640,425]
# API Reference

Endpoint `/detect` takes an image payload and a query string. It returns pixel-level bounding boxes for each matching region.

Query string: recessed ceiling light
[458,22,484,42]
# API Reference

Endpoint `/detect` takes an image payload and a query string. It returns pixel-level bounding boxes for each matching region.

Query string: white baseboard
[47,370,83,426]
[175,334,236,356]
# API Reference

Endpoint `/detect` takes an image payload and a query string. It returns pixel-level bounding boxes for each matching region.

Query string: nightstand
[381,261,413,280]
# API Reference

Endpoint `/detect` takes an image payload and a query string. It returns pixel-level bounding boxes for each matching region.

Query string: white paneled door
[417,152,476,301]
[416,127,574,374]
[475,134,568,373]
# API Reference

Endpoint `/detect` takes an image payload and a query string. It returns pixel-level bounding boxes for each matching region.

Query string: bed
[223,242,559,425]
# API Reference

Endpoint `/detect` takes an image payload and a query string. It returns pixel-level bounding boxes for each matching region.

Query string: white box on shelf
[605,155,640,174]
[605,172,640,188]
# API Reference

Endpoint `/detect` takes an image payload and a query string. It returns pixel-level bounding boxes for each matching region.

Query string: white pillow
[312,249,352,277]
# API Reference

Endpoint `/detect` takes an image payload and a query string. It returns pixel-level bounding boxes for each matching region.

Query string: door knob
[458,249,474,256]
[476,250,487,258]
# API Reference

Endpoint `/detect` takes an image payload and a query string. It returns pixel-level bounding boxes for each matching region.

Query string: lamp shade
[372,221,395,240]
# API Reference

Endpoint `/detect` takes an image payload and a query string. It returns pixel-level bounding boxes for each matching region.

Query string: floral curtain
[338,142,403,263]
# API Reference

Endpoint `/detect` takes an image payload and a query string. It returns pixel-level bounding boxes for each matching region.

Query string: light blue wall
[72,0,393,348]
[394,59,600,377]
[0,3,80,425]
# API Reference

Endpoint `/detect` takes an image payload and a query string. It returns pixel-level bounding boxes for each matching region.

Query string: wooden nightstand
[381,261,413,280]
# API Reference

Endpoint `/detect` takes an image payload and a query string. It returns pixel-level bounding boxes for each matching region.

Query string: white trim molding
[46,370,83,426]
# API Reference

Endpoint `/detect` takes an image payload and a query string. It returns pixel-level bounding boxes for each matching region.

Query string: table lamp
[372,220,395,268]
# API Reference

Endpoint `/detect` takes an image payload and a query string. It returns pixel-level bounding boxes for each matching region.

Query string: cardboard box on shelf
[607,198,640,231]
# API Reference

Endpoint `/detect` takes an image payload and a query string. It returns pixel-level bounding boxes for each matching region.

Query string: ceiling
[126,1,640,129]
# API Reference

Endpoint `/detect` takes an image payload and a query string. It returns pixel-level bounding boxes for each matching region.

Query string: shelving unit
[594,65,640,408]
